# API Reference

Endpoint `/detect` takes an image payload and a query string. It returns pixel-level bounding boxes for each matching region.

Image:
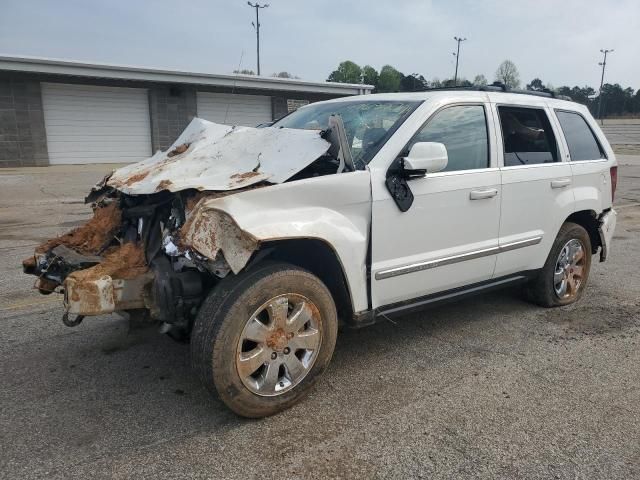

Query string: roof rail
[424,82,573,102]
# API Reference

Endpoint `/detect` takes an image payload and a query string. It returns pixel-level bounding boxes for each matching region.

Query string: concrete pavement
[1,158,639,479]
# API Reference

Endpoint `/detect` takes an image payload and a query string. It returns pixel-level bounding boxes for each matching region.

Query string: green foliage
[362,65,379,88]
[377,65,403,92]
[324,61,639,119]
[526,78,545,91]
[400,73,429,92]
[233,69,255,75]
[327,61,363,84]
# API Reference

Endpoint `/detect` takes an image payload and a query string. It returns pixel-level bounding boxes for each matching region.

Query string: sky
[1,0,638,89]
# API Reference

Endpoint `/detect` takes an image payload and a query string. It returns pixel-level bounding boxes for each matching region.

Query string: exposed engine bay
[22,117,354,337]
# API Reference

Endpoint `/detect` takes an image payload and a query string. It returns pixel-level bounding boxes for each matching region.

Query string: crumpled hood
[107,118,331,194]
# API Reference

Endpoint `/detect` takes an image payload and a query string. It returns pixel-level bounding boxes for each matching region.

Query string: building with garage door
[0,56,372,167]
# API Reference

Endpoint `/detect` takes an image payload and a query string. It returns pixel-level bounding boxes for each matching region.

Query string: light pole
[452,36,467,86]
[597,48,613,123]
[247,2,269,75]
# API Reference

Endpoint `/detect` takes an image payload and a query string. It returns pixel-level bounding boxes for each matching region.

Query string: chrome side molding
[375,236,543,280]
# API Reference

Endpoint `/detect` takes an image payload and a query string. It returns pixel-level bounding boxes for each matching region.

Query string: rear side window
[555,110,606,161]
[498,106,559,166]
[408,105,489,172]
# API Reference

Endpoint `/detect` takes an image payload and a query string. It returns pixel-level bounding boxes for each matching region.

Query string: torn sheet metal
[180,204,259,274]
[107,118,331,195]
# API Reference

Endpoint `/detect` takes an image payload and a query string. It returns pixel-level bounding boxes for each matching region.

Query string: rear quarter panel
[552,103,616,214]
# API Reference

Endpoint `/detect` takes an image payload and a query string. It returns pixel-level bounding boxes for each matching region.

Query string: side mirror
[403,142,448,174]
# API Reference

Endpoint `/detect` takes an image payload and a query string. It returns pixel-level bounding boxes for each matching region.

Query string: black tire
[190,261,338,418]
[525,222,592,307]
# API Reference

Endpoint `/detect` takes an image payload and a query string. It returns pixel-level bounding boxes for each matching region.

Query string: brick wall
[0,77,48,167]
[148,86,197,152]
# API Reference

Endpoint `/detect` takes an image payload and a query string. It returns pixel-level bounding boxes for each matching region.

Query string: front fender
[181,171,372,312]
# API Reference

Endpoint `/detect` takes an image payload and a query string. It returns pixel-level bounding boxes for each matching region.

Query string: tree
[362,65,379,89]
[526,78,545,91]
[327,61,362,84]
[233,69,255,75]
[400,73,429,92]
[473,74,488,87]
[495,60,520,89]
[272,71,299,79]
[555,85,596,107]
[377,65,403,92]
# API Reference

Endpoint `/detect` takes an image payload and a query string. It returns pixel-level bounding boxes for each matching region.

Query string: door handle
[551,178,571,189]
[469,188,498,200]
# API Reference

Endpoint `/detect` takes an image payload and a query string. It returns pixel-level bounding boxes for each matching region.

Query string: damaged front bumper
[23,189,256,328]
[64,271,153,315]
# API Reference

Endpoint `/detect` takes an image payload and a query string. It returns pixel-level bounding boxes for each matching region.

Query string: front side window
[498,106,558,166]
[407,105,489,172]
[273,100,420,165]
[555,110,606,161]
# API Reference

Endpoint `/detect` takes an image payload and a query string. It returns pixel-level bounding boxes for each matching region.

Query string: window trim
[401,102,492,173]
[496,104,561,168]
[553,108,608,162]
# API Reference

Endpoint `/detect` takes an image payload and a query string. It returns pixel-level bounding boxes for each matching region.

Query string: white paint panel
[41,83,152,164]
[196,92,272,127]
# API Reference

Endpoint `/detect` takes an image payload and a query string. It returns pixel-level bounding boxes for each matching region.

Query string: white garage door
[41,83,152,165]
[196,92,272,126]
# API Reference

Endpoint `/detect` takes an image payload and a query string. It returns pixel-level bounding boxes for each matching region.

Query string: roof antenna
[224,50,244,125]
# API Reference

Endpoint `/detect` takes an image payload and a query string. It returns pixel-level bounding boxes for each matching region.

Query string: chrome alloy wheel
[553,239,585,300]
[235,294,322,396]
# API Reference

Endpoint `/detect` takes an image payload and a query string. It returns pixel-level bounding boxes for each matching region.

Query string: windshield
[273,100,420,165]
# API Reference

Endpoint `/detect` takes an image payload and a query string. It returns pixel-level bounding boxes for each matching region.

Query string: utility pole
[452,36,467,86]
[247,2,269,75]
[597,48,614,124]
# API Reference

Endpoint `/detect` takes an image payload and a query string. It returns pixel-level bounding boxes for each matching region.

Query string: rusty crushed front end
[22,117,343,335]
[22,188,246,336]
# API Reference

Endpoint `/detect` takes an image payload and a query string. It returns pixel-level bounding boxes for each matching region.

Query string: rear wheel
[190,261,337,418]
[526,222,592,307]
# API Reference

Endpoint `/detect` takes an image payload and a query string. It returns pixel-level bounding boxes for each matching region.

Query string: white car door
[370,102,501,309]
[491,102,574,277]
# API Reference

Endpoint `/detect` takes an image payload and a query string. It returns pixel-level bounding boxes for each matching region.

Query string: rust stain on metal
[230,171,261,181]
[179,202,259,273]
[68,242,147,283]
[35,202,121,255]
[123,171,150,186]
[22,255,36,272]
[35,276,58,294]
[167,143,190,157]
[155,179,173,192]
[63,242,148,316]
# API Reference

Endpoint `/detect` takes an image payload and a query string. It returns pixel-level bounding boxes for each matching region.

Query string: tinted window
[498,106,558,166]
[409,105,489,172]
[555,110,605,161]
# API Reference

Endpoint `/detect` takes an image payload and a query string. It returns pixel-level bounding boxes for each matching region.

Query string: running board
[350,274,529,328]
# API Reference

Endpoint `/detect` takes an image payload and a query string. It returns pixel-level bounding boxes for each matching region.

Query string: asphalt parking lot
[1,157,639,479]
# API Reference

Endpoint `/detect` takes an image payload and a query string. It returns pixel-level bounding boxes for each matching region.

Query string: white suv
[24,88,617,417]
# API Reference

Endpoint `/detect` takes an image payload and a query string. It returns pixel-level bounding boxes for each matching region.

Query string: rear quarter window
[497,106,559,166]
[555,110,606,161]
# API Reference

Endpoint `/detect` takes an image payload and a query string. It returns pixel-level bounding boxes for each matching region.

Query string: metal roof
[0,55,373,96]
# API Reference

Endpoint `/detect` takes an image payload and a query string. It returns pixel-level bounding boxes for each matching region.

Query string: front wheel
[190,261,338,418]
[526,222,592,307]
